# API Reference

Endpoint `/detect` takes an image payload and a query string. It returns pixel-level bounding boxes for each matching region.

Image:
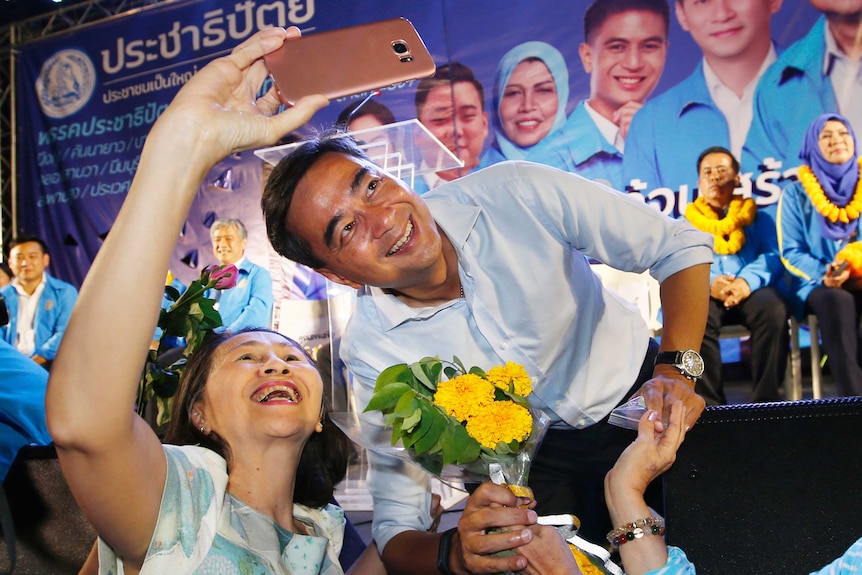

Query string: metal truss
[0,0,170,254]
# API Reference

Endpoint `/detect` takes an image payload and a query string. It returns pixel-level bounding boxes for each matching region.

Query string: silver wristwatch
[654,349,704,382]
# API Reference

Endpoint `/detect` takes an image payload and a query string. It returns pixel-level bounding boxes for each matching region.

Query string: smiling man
[262,132,713,575]
[413,62,489,193]
[0,235,77,368]
[207,218,274,332]
[683,146,789,404]
[532,0,669,190]
[624,0,783,215]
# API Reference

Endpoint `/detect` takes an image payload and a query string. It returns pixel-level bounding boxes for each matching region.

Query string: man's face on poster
[676,0,782,61]
[579,10,668,113]
[418,81,488,173]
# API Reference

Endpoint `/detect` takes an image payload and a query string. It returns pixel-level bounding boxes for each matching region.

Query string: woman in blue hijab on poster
[480,40,570,167]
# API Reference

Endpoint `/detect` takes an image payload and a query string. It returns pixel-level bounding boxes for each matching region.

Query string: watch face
[681,350,705,378]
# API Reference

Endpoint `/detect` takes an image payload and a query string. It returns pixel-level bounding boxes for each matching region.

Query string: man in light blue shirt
[0,235,77,368]
[533,0,670,190]
[624,0,782,217]
[207,218,274,331]
[261,133,712,575]
[744,3,862,176]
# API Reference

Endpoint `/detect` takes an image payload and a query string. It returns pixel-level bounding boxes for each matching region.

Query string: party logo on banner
[35,49,97,119]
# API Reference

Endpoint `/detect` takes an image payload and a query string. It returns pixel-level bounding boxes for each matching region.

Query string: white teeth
[388,221,414,255]
[617,78,642,85]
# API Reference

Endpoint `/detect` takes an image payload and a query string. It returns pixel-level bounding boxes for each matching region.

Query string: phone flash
[400,55,414,62]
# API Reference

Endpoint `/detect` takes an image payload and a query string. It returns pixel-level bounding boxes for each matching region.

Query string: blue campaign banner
[15,0,822,288]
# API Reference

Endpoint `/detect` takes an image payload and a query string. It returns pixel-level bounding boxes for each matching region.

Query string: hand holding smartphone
[830,260,850,276]
[264,18,436,106]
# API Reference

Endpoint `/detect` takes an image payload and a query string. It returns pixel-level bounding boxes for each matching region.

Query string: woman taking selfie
[46,28,383,574]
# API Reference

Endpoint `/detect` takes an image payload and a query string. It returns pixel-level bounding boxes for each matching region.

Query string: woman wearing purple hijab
[778,113,862,397]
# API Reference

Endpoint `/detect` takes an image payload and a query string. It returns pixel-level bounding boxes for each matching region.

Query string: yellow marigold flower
[465,401,532,449]
[836,243,862,277]
[434,374,496,421]
[485,362,532,396]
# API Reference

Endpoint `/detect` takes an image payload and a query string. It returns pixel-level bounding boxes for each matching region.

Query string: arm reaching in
[639,265,708,429]
[46,27,327,569]
[605,402,687,575]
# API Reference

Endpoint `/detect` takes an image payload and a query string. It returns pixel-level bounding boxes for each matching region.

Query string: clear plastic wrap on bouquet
[330,406,551,491]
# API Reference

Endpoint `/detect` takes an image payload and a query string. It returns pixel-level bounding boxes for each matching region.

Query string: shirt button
[499,342,509,350]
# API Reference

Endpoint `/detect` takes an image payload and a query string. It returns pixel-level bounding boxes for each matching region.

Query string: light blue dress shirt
[340,161,713,550]
[0,273,78,361]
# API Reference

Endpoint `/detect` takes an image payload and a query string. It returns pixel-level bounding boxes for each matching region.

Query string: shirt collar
[583,101,623,152]
[12,274,46,297]
[823,22,847,75]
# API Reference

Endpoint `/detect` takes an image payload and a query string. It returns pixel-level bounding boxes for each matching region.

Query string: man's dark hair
[9,234,49,256]
[261,131,370,269]
[697,145,740,175]
[584,0,670,44]
[415,62,486,117]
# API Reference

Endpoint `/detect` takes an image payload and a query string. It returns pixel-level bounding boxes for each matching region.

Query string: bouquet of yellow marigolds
[364,357,622,575]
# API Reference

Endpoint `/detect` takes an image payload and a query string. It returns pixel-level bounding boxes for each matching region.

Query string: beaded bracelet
[606,516,665,548]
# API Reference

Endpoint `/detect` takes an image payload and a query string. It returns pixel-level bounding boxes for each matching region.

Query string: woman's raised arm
[45,27,327,568]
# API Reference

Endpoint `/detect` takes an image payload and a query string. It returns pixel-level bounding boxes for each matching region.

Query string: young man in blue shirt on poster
[744,0,862,174]
[623,0,783,216]
[532,0,669,191]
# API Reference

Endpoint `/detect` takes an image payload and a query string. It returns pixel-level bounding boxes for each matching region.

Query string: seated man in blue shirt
[207,218,274,331]
[261,132,713,575]
[683,146,789,404]
[0,235,78,368]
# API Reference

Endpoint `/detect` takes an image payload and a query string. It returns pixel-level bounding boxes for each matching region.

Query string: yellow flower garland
[685,196,756,255]
[799,159,862,225]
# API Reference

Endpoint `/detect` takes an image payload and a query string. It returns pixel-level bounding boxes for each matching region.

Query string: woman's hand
[823,261,851,289]
[152,26,328,170]
[606,402,687,502]
[603,402,687,575]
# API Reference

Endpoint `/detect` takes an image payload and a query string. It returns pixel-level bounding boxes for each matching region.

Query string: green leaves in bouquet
[365,356,483,475]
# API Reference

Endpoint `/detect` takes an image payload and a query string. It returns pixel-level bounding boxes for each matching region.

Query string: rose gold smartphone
[264,18,436,106]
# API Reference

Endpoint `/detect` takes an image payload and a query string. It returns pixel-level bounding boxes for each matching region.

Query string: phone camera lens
[392,41,409,54]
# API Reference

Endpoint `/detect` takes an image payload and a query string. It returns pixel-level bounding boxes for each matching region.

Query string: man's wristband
[437,527,457,575]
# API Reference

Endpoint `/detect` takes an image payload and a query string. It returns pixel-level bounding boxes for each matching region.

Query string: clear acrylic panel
[254,118,464,189]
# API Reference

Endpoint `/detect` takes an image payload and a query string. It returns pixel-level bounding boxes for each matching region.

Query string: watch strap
[437,527,457,575]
